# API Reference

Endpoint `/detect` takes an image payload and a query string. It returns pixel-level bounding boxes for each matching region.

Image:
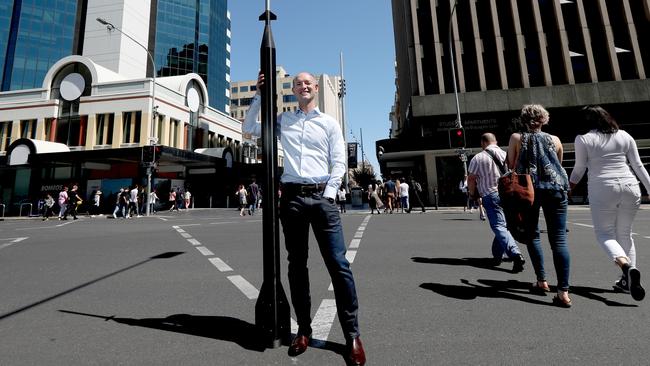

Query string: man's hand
[256,72,265,95]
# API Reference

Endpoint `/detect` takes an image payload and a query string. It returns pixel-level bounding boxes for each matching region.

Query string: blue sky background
[228,0,396,175]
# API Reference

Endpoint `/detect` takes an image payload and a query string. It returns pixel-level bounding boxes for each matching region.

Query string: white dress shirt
[242,94,346,199]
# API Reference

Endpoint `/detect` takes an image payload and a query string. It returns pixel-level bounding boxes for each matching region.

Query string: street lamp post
[447,1,468,176]
[97,17,158,216]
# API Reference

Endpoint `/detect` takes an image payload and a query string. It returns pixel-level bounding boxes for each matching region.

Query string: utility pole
[339,52,348,189]
[447,0,468,176]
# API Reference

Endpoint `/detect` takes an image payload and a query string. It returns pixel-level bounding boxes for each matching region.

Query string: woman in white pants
[570,106,650,301]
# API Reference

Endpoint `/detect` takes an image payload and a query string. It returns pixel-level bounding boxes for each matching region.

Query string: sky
[228,0,396,176]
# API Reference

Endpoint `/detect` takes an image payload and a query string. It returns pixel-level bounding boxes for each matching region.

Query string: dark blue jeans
[280,191,360,341]
[524,189,571,291]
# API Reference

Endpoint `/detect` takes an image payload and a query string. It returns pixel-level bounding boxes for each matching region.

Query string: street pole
[97,17,158,216]
[255,0,290,349]
[339,52,348,189]
[360,128,365,172]
[447,1,468,177]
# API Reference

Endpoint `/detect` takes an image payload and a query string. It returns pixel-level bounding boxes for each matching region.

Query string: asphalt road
[1,206,649,365]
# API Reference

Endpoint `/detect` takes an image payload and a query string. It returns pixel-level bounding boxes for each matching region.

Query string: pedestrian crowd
[465,104,648,307]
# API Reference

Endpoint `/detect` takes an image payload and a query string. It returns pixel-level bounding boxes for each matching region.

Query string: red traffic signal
[449,128,466,148]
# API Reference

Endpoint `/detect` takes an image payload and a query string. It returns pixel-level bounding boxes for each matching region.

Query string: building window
[0,121,12,151]
[282,82,292,89]
[96,113,114,145]
[232,86,238,93]
[208,131,215,148]
[218,134,225,147]
[44,118,55,141]
[283,95,297,103]
[170,118,180,148]
[156,114,164,143]
[250,85,257,91]
[240,85,249,92]
[20,119,37,139]
[122,111,142,144]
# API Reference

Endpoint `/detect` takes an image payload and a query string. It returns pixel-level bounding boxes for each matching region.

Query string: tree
[349,162,376,190]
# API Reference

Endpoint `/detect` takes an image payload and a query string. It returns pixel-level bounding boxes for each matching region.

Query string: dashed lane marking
[349,239,361,249]
[345,250,358,264]
[177,224,201,227]
[227,275,260,299]
[158,217,168,221]
[0,237,28,250]
[180,233,192,238]
[208,257,233,272]
[16,220,77,230]
[196,246,214,256]
[187,238,201,246]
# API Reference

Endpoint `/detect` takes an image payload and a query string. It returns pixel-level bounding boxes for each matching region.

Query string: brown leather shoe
[288,335,310,357]
[347,336,366,365]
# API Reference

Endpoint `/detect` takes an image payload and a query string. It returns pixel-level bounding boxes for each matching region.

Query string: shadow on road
[420,279,554,306]
[420,279,638,308]
[59,310,267,351]
[0,252,185,322]
[59,310,349,357]
[412,256,514,273]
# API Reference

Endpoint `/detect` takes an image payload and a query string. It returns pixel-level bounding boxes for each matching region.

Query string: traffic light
[449,127,466,148]
[142,145,162,163]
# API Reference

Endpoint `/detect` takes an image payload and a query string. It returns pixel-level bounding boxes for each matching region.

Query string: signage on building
[347,142,358,169]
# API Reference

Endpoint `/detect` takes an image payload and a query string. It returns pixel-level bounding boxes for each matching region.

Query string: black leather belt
[282,182,327,196]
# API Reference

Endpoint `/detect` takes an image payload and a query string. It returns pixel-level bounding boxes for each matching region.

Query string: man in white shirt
[468,133,525,272]
[243,72,365,365]
[129,185,140,218]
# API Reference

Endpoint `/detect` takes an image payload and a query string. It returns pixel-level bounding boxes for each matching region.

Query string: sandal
[530,281,551,295]
[552,295,572,308]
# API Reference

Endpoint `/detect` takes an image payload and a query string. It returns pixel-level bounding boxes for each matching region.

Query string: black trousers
[280,190,360,341]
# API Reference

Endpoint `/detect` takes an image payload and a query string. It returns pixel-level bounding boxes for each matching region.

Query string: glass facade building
[0,0,230,112]
[154,0,230,113]
[0,0,81,91]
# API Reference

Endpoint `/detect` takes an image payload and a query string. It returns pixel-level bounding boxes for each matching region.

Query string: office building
[383,0,650,205]
[0,0,243,214]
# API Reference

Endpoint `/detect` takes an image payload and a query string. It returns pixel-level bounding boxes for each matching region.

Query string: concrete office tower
[383,0,650,205]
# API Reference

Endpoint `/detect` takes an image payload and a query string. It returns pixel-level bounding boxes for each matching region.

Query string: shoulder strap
[484,149,507,175]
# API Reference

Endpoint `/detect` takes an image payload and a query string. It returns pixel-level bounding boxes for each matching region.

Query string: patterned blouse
[515,132,569,191]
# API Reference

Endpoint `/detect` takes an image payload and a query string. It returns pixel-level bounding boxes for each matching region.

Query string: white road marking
[311,299,337,341]
[346,250,358,263]
[187,238,201,246]
[357,226,366,231]
[354,232,363,238]
[0,237,28,250]
[208,257,233,272]
[291,317,299,335]
[16,220,77,230]
[158,217,168,221]
[209,221,250,225]
[571,222,594,228]
[196,246,214,256]
[349,239,361,249]
[176,228,186,233]
[177,224,201,227]
[180,233,192,238]
[227,275,259,299]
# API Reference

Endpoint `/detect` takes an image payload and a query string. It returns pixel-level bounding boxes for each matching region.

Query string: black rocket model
[254,2,290,349]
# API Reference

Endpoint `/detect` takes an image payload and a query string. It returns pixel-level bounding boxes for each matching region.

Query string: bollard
[0,203,5,220]
[434,188,439,210]
[226,195,229,208]
[209,196,212,208]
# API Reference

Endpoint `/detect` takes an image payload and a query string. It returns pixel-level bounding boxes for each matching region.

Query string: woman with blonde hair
[507,104,572,307]
[570,106,648,301]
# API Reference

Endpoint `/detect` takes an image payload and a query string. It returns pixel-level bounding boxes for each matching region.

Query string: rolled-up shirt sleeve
[242,94,262,137]
[324,119,346,199]
[569,135,588,184]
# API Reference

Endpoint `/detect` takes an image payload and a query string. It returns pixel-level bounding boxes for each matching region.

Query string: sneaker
[113,213,117,219]
[512,254,526,273]
[613,276,630,293]
[628,267,646,301]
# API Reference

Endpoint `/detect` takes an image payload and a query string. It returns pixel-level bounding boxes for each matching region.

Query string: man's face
[292,73,319,104]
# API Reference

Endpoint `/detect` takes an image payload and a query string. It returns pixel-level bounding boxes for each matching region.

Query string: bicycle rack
[19,203,33,217]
